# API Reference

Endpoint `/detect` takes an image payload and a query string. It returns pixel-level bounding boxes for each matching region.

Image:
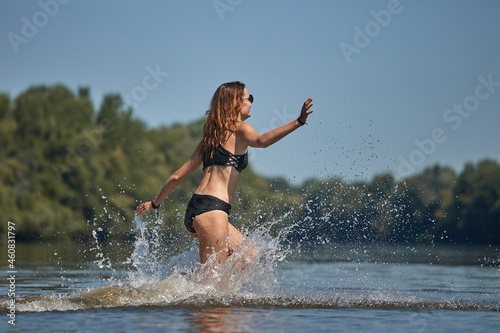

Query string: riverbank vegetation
[1,85,499,245]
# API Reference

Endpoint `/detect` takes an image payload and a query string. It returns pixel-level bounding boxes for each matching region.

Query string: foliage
[1,85,499,245]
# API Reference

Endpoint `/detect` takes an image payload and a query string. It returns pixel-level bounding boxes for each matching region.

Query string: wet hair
[200,81,246,164]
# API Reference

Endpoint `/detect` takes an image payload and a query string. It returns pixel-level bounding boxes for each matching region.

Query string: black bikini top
[203,145,248,173]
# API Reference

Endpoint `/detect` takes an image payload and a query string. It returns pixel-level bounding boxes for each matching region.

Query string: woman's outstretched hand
[135,201,153,216]
[298,98,314,124]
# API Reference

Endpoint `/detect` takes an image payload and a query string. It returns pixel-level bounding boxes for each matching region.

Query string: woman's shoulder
[234,121,254,133]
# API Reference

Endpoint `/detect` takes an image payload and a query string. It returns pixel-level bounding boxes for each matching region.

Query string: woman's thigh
[192,211,245,263]
[193,210,230,263]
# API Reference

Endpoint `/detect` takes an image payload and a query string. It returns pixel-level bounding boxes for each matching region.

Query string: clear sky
[1,0,499,184]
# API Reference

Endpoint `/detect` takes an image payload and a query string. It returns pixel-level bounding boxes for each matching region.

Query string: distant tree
[440,160,500,244]
[1,84,499,246]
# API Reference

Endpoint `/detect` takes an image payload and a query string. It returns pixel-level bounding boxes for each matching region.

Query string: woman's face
[240,88,253,120]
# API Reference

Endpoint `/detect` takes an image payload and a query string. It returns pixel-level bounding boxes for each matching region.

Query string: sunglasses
[244,94,254,103]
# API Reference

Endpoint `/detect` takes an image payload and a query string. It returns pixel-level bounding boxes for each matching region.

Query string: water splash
[90,228,112,269]
[126,214,166,286]
[6,188,499,313]
[10,213,292,312]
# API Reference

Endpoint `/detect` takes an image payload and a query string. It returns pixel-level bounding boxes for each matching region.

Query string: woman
[135,81,313,269]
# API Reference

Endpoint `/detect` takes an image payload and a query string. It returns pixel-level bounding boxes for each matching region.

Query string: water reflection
[188,307,256,333]
[3,241,497,268]
[286,243,499,266]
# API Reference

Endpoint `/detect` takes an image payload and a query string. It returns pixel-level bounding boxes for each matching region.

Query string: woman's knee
[227,222,244,252]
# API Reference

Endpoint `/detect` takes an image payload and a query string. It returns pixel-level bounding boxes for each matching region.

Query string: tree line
[1,85,499,245]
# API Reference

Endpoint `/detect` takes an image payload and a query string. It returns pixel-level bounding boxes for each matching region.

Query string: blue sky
[1,0,499,184]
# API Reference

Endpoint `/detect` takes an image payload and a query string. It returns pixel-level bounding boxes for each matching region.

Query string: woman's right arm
[135,142,203,216]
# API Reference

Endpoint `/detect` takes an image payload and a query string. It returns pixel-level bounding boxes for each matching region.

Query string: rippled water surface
[1,224,499,332]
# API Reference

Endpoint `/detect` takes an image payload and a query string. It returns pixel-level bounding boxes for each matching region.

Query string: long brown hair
[200,81,246,164]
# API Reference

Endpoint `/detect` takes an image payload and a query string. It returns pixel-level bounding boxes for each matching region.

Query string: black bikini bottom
[184,194,231,233]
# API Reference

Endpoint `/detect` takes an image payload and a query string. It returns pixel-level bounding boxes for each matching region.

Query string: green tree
[440,160,500,244]
[2,84,500,246]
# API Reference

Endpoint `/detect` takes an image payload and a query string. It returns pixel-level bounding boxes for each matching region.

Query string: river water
[1,217,499,333]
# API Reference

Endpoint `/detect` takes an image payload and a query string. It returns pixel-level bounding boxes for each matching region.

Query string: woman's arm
[135,142,203,216]
[237,98,313,148]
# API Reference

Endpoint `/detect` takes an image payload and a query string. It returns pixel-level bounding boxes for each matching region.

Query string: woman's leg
[192,212,260,291]
[192,211,245,264]
[193,210,231,265]
[227,222,259,268]
[227,222,244,255]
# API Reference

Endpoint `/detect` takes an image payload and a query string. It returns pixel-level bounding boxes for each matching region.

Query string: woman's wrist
[151,199,160,209]
[297,117,307,126]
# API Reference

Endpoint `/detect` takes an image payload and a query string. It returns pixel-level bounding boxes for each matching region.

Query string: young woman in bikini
[135,81,313,269]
